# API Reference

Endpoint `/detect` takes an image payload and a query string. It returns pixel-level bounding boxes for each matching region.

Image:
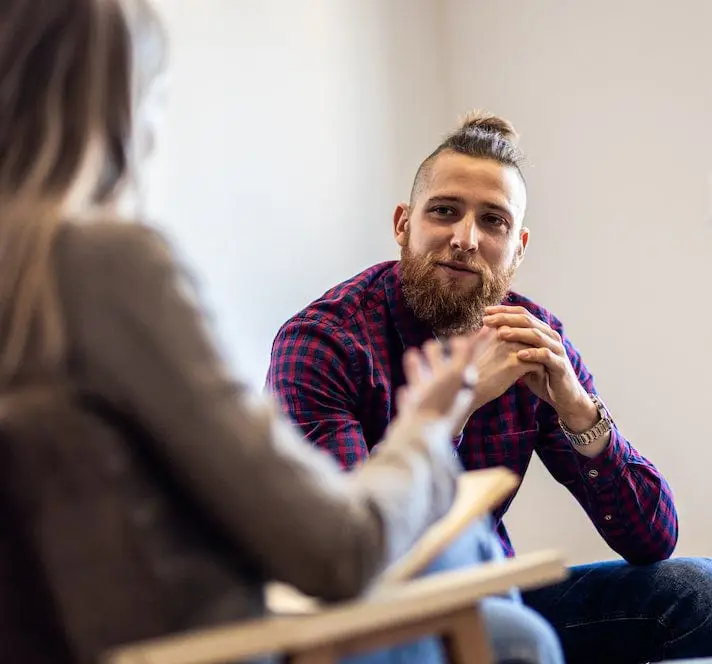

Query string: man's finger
[526,363,547,378]
[498,326,564,355]
[516,347,566,373]
[483,312,560,342]
[484,305,529,316]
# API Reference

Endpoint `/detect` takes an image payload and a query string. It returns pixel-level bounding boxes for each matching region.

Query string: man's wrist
[558,395,599,433]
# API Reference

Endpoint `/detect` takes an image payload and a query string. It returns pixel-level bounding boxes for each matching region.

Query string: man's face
[394,151,529,334]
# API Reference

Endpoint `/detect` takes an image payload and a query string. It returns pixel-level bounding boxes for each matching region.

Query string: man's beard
[400,242,516,335]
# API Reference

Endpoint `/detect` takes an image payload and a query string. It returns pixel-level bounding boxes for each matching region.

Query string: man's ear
[393,202,409,247]
[514,226,530,267]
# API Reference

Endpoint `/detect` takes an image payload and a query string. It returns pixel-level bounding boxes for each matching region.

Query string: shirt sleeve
[58,223,461,601]
[267,316,371,469]
[534,315,678,565]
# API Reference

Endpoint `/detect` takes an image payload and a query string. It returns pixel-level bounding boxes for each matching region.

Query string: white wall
[148,0,712,564]
[443,0,712,562]
[147,0,449,383]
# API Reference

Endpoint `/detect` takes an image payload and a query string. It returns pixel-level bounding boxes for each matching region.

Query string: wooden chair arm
[381,467,519,584]
[268,467,521,615]
[105,550,567,664]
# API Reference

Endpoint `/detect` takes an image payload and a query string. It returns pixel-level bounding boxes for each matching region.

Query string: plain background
[147,0,712,565]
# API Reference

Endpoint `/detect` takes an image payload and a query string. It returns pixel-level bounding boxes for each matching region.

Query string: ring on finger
[461,364,478,390]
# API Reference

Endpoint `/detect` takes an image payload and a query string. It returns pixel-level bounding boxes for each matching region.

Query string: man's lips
[436,260,479,274]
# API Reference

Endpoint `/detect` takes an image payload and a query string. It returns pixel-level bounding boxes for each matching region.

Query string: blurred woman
[0,1,562,663]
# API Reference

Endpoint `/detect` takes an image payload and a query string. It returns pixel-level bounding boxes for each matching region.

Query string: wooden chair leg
[285,647,338,664]
[441,606,494,664]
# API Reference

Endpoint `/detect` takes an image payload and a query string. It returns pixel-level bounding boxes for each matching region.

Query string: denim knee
[421,517,522,604]
[339,598,563,664]
[650,557,712,650]
[480,597,564,664]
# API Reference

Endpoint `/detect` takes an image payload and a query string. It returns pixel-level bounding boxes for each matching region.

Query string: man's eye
[431,206,456,217]
[482,214,507,227]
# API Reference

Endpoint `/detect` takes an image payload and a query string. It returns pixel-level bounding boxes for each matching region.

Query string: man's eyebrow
[481,201,514,218]
[426,194,514,218]
[424,194,466,205]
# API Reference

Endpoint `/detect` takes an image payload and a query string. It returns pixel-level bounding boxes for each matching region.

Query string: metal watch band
[559,394,612,447]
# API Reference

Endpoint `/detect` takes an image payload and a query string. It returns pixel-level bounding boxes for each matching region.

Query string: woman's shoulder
[56,220,172,268]
[54,220,183,294]
[53,220,187,322]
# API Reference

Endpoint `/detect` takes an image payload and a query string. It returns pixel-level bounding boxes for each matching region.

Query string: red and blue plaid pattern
[267,261,677,564]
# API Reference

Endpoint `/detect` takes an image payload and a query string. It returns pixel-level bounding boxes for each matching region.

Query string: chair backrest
[0,386,261,664]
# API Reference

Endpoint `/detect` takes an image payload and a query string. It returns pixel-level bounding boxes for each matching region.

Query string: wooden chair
[106,550,565,664]
[106,469,567,664]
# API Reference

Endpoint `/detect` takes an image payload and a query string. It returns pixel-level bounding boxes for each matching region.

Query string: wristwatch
[559,394,613,447]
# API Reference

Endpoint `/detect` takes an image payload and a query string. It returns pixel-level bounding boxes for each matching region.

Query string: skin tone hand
[483,305,610,458]
[446,325,546,436]
[469,325,545,405]
[397,336,480,436]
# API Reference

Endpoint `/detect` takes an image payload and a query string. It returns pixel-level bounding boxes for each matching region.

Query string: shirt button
[587,469,599,478]
[604,514,612,521]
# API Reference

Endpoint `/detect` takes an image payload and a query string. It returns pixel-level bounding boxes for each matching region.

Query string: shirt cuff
[579,426,630,489]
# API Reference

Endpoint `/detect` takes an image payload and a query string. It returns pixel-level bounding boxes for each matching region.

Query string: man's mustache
[430,253,485,275]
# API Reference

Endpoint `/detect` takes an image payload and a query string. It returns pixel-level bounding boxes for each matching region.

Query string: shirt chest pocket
[476,426,540,478]
[466,428,540,514]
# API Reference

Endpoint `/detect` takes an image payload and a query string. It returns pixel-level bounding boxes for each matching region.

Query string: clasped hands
[455,305,598,436]
[395,305,600,443]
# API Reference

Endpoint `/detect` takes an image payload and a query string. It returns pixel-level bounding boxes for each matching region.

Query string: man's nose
[450,215,479,252]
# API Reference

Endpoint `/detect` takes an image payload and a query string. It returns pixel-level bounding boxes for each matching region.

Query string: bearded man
[266,111,712,664]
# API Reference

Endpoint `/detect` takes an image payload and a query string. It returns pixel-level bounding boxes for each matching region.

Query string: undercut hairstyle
[409,110,526,206]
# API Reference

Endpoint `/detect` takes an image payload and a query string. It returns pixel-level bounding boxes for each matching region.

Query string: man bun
[456,109,519,144]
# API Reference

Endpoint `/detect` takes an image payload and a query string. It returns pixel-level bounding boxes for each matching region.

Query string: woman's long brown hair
[0,0,166,386]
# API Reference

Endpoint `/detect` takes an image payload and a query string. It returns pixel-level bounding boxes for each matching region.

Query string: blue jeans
[342,518,563,664]
[522,557,712,663]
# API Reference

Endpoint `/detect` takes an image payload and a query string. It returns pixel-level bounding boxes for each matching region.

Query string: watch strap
[559,394,612,447]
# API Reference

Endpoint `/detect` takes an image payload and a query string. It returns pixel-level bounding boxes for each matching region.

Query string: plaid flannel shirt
[267,261,678,563]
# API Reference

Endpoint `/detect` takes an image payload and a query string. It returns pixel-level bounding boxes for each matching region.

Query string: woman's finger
[461,362,478,390]
[448,336,469,364]
[395,385,410,414]
[403,347,425,388]
[422,339,444,373]
[438,336,478,393]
